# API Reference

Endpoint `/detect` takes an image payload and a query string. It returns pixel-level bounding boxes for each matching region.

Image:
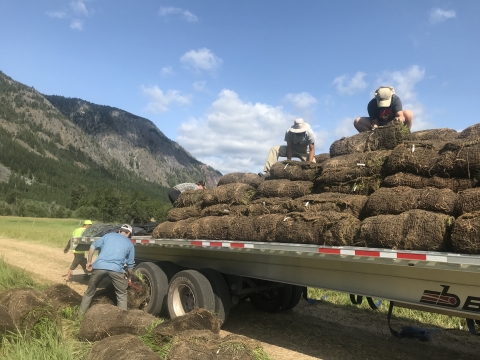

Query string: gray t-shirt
[173,183,199,192]
[284,128,315,153]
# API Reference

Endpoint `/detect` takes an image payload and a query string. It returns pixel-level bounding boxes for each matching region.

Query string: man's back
[92,233,134,273]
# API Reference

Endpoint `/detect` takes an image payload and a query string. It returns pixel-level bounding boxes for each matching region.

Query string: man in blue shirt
[78,224,135,316]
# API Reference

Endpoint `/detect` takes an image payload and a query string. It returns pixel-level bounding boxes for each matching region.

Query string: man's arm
[394,110,405,124]
[85,246,95,271]
[308,143,315,162]
[63,240,71,254]
[286,141,293,160]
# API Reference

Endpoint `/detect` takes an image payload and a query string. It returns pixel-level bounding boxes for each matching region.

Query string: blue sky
[1,1,479,175]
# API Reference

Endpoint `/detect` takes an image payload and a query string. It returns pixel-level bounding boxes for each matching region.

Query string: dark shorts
[168,188,181,206]
[70,253,87,270]
[378,118,392,126]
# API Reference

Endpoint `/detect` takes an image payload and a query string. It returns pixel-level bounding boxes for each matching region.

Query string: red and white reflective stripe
[317,247,447,262]
[190,241,254,249]
[131,238,153,244]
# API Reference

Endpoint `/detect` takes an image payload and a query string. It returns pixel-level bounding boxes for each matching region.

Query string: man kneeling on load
[260,118,316,178]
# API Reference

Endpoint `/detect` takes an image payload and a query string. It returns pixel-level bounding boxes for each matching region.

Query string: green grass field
[0,216,83,248]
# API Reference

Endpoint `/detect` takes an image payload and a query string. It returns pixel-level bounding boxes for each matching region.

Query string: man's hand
[86,262,93,271]
[63,249,68,254]
[394,117,405,124]
[371,124,378,130]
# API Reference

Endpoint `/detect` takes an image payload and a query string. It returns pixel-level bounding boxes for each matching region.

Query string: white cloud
[160,66,175,77]
[333,72,367,95]
[142,85,192,114]
[177,90,297,174]
[70,0,88,16]
[429,8,456,24]
[375,65,431,131]
[159,7,198,22]
[180,48,223,73]
[70,19,83,30]
[193,81,206,92]
[46,11,67,19]
[334,117,357,138]
[283,92,318,110]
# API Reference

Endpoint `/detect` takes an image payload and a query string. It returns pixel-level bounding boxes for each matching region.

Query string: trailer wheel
[283,285,305,311]
[199,268,231,326]
[168,270,215,319]
[250,284,293,313]
[135,262,168,316]
[156,261,182,316]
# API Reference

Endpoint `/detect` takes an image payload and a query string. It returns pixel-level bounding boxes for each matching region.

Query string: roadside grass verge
[307,288,467,331]
[0,257,42,291]
[0,215,82,248]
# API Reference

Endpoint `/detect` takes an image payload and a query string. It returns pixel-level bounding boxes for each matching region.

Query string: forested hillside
[0,71,220,222]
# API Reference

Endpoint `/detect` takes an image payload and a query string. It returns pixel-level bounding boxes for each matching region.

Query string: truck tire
[134,262,168,316]
[168,270,216,319]
[199,268,231,326]
[249,284,293,313]
[156,261,181,282]
[156,261,182,316]
[283,285,305,311]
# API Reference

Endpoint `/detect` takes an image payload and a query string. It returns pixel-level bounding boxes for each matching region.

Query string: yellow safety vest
[71,227,86,254]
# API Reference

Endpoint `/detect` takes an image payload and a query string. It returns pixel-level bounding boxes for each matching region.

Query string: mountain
[44,95,222,187]
[0,70,222,221]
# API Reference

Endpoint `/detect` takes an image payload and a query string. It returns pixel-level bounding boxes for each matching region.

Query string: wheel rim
[172,283,196,315]
[140,273,152,310]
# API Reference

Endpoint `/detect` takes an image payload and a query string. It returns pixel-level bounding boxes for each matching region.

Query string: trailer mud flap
[466,319,480,335]
[387,301,441,341]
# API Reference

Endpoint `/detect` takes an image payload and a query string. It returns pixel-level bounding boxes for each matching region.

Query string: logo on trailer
[420,285,460,308]
[420,285,480,313]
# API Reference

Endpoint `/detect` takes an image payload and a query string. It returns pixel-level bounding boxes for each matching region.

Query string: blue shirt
[90,232,135,273]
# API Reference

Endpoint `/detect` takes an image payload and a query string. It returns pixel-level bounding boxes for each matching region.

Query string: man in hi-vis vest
[63,220,92,282]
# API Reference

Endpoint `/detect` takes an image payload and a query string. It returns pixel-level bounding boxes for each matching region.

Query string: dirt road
[0,237,478,360]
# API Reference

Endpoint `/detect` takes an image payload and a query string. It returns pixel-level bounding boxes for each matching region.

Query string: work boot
[258,171,270,178]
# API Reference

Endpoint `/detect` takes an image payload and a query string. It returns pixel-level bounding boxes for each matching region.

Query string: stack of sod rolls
[153,122,480,255]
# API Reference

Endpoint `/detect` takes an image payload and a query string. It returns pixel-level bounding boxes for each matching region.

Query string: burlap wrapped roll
[329,121,409,157]
[317,150,390,184]
[269,160,322,181]
[168,207,202,222]
[385,138,480,178]
[313,175,382,196]
[456,188,480,215]
[276,211,361,246]
[286,193,367,218]
[451,211,480,254]
[314,153,330,164]
[358,209,454,251]
[406,128,458,142]
[382,172,475,193]
[227,216,259,241]
[202,183,255,207]
[255,179,313,199]
[176,190,205,208]
[201,204,248,217]
[363,186,458,216]
[217,172,264,188]
[457,123,480,140]
[152,218,197,239]
[184,216,236,240]
[245,197,289,216]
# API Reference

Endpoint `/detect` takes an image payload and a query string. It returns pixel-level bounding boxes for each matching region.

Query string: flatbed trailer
[72,236,480,334]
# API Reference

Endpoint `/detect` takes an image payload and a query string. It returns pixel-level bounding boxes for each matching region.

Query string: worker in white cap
[260,118,316,178]
[354,86,414,132]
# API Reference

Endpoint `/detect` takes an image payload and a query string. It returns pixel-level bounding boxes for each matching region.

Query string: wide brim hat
[289,118,311,133]
[375,86,395,107]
